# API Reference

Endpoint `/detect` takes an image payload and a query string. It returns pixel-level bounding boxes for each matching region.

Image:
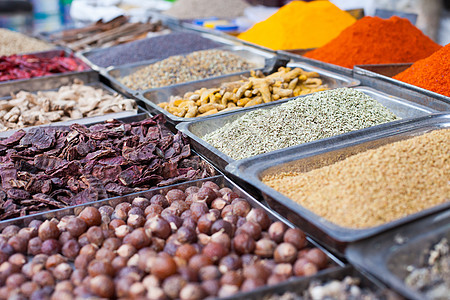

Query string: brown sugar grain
[262,129,450,229]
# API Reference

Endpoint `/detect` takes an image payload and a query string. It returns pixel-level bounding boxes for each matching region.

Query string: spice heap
[85,32,222,68]
[0,80,136,132]
[0,52,87,82]
[0,181,333,299]
[304,16,442,68]
[393,43,450,97]
[164,0,249,19]
[47,15,168,51]
[405,238,450,299]
[158,67,328,118]
[262,129,450,229]
[0,28,53,56]
[238,1,356,50]
[203,88,399,160]
[0,115,215,220]
[120,49,257,91]
[266,276,390,300]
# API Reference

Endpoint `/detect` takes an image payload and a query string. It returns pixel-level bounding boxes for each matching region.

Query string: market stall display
[157,66,328,118]
[238,1,356,50]
[203,88,399,160]
[119,49,258,91]
[0,51,88,82]
[0,80,136,132]
[164,0,250,20]
[304,16,442,68]
[0,28,53,56]
[393,43,450,97]
[0,177,338,299]
[262,129,449,229]
[0,115,215,220]
[44,15,168,51]
[83,32,224,68]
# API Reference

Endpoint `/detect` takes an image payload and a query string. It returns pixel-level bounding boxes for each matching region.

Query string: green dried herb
[203,88,400,160]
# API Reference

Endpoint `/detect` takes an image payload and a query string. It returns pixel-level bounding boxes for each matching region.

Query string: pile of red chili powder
[393,43,450,97]
[304,16,441,69]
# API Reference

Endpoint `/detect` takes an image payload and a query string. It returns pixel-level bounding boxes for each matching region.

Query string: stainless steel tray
[277,49,353,77]
[0,49,91,87]
[225,114,450,253]
[138,61,359,125]
[176,86,437,172]
[224,265,399,300]
[346,210,450,300]
[78,30,244,71]
[102,44,275,97]
[0,175,346,300]
[354,64,450,111]
[0,70,142,137]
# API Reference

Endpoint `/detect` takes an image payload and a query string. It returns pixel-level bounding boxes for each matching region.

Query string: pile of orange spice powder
[304,16,441,69]
[393,43,450,97]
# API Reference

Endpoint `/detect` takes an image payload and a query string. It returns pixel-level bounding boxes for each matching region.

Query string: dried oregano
[203,88,400,160]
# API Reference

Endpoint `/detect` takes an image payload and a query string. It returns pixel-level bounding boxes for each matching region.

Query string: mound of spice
[238,1,356,50]
[0,80,136,132]
[164,0,249,19]
[203,88,399,160]
[0,181,333,299]
[85,32,222,68]
[158,67,328,118]
[393,43,450,97]
[119,49,258,91]
[262,129,450,229]
[0,52,88,82]
[0,115,215,220]
[304,16,442,68]
[405,238,450,299]
[0,28,53,56]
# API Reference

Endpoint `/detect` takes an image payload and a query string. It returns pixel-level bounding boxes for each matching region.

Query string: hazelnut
[267,273,288,285]
[197,213,216,234]
[189,202,208,222]
[8,236,27,253]
[182,217,197,231]
[220,270,243,287]
[284,228,307,250]
[243,263,271,281]
[162,275,186,299]
[185,186,200,196]
[211,198,228,211]
[62,239,80,260]
[274,243,298,264]
[8,253,26,267]
[293,258,318,276]
[87,259,114,277]
[117,244,137,259]
[202,181,220,191]
[274,263,293,277]
[132,197,150,210]
[194,187,216,204]
[254,238,277,258]
[188,254,212,272]
[202,242,229,263]
[90,274,114,298]
[218,284,239,297]
[166,189,186,203]
[59,231,74,245]
[145,216,171,239]
[150,194,169,208]
[32,270,54,286]
[20,281,39,297]
[115,224,132,239]
[77,233,90,247]
[86,226,104,246]
[46,254,67,270]
[246,208,271,230]
[241,277,265,292]
[95,248,116,262]
[114,202,132,220]
[176,244,198,261]
[164,214,183,231]
[180,283,205,300]
[53,262,73,280]
[146,286,166,300]
[112,256,128,273]
[109,219,125,230]
[233,233,255,254]
[123,228,151,249]
[129,282,146,298]
[237,221,262,240]
[199,265,221,281]
[151,255,177,280]
[78,207,101,227]
[221,205,233,218]
[232,199,251,217]
[55,280,74,292]
[210,231,231,249]
[210,219,233,236]
[103,237,122,251]
[71,269,86,286]
[219,254,242,273]
[41,239,61,255]
[27,237,42,255]
[80,244,98,259]
[2,225,20,238]
[268,221,287,243]
[145,204,163,218]
[98,205,114,217]
[6,273,26,289]
[142,274,160,288]
[38,220,60,241]
[304,248,328,268]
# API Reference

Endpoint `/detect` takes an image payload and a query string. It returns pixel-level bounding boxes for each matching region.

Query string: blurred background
[0,0,449,45]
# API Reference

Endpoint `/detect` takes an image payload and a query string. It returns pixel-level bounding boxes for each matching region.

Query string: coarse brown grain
[262,129,450,228]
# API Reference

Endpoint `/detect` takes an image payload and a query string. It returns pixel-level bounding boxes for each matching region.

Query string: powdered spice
[304,16,441,69]
[393,43,450,97]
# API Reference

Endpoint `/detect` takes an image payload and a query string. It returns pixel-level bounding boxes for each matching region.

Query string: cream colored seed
[262,129,450,229]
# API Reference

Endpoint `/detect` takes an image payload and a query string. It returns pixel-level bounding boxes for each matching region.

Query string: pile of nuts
[0,181,332,299]
[158,67,328,118]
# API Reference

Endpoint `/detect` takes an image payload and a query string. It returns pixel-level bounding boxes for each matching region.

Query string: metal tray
[224,265,399,300]
[0,175,346,300]
[354,64,450,111]
[0,49,91,86]
[176,86,437,172]
[102,44,275,97]
[138,61,359,124]
[78,29,244,71]
[225,114,450,254]
[277,49,353,77]
[0,70,142,137]
[346,210,450,300]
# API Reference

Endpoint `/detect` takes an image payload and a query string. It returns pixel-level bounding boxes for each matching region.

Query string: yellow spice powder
[262,129,450,229]
[238,1,356,50]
